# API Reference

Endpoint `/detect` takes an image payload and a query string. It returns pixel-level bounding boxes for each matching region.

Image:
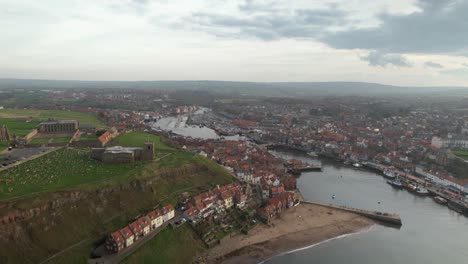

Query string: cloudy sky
[1,0,468,86]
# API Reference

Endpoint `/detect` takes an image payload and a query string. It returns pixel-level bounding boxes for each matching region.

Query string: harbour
[266,150,468,264]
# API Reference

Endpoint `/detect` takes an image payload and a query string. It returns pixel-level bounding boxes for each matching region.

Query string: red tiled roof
[147,209,162,220]
[184,207,199,217]
[138,216,150,227]
[98,131,111,144]
[129,221,142,234]
[111,230,124,243]
[162,204,174,215]
[119,226,134,239]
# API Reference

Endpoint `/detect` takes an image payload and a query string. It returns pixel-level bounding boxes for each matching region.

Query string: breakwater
[302,201,402,226]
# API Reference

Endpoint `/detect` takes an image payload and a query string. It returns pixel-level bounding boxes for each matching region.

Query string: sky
[1,0,468,86]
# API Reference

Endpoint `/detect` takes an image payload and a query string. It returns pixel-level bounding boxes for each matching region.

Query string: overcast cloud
[322,0,468,54]
[424,61,444,69]
[1,0,467,86]
[360,51,412,68]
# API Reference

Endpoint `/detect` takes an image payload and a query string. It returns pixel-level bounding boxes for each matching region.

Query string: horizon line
[1,78,468,88]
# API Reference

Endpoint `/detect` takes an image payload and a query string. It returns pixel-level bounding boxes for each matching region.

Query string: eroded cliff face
[0,164,214,263]
[0,191,85,226]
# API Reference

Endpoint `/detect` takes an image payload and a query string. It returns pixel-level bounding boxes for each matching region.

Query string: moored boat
[352,163,363,168]
[433,196,448,205]
[415,187,429,196]
[407,184,429,196]
[447,201,466,214]
[383,169,397,179]
[387,179,403,189]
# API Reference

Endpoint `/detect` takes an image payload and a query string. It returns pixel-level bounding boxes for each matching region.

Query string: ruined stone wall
[102,151,134,163]
[91,148,106,161]
[0,126,10,141]
[23,129,38,144]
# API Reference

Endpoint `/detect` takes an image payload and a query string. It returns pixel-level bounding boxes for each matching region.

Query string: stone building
[0,125,10,142]
[39,120,79,133]
[432,135,468,149]
[91,142,154,163]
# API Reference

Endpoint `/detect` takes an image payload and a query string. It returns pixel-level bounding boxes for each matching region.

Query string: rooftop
[40,120,78,125]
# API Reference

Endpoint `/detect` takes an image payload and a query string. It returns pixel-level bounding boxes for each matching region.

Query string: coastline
[196,203,374,264]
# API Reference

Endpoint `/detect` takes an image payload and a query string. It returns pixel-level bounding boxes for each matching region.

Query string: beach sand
[196,203,374,264]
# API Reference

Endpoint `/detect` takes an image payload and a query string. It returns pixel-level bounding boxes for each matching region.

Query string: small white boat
[415,187,429,196]
[352,163,363,168]
[383,169,397,179]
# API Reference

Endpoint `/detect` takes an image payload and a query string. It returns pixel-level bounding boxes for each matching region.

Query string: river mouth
[265,149,468,264]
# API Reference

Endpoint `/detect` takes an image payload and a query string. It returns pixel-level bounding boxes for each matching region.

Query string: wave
[258,224,376,264]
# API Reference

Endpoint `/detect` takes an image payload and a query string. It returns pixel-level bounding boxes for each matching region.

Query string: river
[150,109,244,140]
[267,150,468,264]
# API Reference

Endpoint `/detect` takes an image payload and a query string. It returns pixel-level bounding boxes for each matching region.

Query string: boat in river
[433,196,448,205]
[307,151,318,157]
[383,168,397,179]
[352,163,363,168]
[387,179,403,189]
[406,184,429,196]
[447,201,466,214]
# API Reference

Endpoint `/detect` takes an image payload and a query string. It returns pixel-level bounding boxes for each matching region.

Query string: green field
[122,225,206,264]
[114,132,174,151]
[29,138,51,144]
[0,118,41,137]
[51,137,71,143]
[0,131,233,200]
[78,134,97,141]
[0,141,9,149]
[0,108,105,127]
[0,148,149,200]
[452,150,468,160]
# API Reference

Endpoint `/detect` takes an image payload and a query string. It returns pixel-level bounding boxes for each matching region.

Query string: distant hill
[0,78,467,97]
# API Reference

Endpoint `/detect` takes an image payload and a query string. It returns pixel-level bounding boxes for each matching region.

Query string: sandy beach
[197,203,374,264]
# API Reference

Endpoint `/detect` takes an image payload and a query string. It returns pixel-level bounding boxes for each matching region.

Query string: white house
[162,204,175,222]
[119,226,135,247]
[147,209,163,230]
[139,217,151,236]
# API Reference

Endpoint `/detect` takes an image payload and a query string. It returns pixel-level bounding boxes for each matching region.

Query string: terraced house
[106,204,174,253]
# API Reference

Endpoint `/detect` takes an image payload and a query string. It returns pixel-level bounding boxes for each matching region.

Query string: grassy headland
[0,131,235,264]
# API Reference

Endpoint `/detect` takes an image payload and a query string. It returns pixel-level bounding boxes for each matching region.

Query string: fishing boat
[383,169,397,179]
[352,163,363,168]
[407,184,429,196]
[433,196,448,205]
[387,178,403,189]
[415,186,429,196]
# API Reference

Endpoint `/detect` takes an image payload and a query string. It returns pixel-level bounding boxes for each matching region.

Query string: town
[1,86,468,263]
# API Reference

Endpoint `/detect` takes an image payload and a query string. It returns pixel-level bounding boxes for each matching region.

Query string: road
[0,146,58,172]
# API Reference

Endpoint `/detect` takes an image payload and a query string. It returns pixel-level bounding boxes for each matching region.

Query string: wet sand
[197,203,374,264]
